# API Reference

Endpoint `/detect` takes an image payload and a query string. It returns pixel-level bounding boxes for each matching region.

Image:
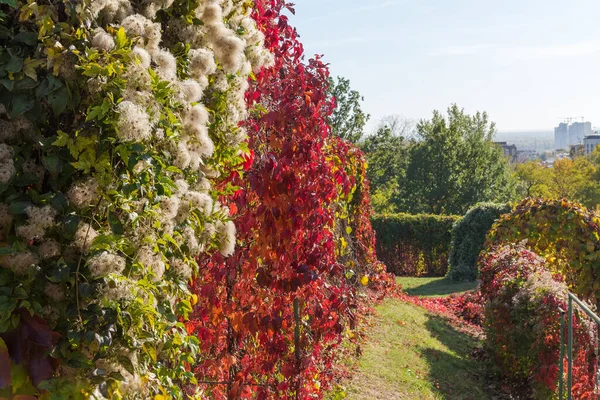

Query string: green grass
[396,276,478,297]
[331,299,490,400]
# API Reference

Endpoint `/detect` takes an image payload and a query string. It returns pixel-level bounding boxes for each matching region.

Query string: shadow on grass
[420,315,491,400]
[402,277,478,297]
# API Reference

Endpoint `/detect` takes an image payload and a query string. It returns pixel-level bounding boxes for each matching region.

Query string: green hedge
[447,203,511,281]
[372,213,461,276]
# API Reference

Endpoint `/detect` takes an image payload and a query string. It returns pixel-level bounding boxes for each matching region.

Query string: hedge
[372,213,461,276]
[447,202,511,281]
[480,244,596,398]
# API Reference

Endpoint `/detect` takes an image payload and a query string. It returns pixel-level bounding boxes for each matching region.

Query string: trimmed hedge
[372,213,461,276]
[448,202,511,281]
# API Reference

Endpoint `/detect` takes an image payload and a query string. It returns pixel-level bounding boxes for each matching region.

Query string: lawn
[331,299,490,400]
[396,276,478,297]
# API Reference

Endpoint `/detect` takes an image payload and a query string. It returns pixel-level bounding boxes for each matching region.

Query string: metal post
[559,310,565,399]
[568,296,573,400]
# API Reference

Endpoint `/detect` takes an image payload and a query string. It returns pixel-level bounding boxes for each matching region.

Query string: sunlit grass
[397,276,478,297]
[328,299,489,400]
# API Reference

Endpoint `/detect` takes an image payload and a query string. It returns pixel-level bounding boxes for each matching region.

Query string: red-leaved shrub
[480,244,597,399]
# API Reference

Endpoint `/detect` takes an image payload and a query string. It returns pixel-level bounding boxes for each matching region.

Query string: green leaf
[0,0,16,7]
[9,93,34,118]
[13,32,37,46]
[13,77,38,91]
[108,211,123,235]
[48,86,68,116]
[42,155,62,180]
[114,28,127,50]
[5,55,23,73]
[0,78,14,91]
[9,201,31,215]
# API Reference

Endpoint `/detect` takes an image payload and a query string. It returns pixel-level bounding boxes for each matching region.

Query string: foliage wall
[0,0,273,397]
[371,213,461,276]
[447,202,511,282]
[480,244,596,398]
[485,198,600,301]
[0,0,389,398]
[184,1,391,399]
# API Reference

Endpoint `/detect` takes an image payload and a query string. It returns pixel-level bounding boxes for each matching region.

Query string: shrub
[371,213,460,276]
[480,244,596,399]
[0,0,272,397]
[485,198,600,301]
[447,202,511,281]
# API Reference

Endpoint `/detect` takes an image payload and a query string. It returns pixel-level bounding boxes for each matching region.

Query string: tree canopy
[327,76,370,143]
[363,105,518,215]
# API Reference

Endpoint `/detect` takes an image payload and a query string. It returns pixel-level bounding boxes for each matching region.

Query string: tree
[398,105,517,215]
[515,161,553,198]
[360,124,411,213]
[376,114,415,139]
[327,76,369,143]
[514,156,600,209]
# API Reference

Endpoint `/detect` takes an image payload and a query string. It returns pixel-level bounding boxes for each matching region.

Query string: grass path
[330,277,489,400]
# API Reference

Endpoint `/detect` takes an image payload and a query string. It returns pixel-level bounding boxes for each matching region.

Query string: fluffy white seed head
[116,101,152,142]
[88,251,126,278]
[216,220,236,257]
[74,222,98,253]
[92,30,116,51]
[67,179,99,209]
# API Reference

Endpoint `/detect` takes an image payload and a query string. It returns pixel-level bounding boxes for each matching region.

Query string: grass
[331,299,490,400]
[396,276,478,297]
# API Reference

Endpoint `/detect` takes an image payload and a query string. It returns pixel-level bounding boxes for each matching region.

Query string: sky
[288,0,600,133]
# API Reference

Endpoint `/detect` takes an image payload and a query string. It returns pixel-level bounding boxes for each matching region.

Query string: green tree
[398,105,517,214]
[327,76,369,143]
[515,161,553,197]
[360,123,412,213]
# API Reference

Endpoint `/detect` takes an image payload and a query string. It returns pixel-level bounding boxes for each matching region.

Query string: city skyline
[289,0,600,133]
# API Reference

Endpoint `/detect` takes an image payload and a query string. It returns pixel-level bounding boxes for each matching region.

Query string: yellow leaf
[191,294,198,305]
[360,275,369,286]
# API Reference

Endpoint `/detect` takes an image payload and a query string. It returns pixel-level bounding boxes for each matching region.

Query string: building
[554,123,569,150]
[583,134,600,155]
[568,122,592,146]
[494,142,518,162]
[516,149,537,163]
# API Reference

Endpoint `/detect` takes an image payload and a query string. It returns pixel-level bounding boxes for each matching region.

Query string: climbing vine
[0,0,271,398]
[186,1,390,398]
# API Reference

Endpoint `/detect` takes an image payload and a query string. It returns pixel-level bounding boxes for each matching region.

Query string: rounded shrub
[486,198,600,300]
[480,244,596,399]
[447,202,511,281]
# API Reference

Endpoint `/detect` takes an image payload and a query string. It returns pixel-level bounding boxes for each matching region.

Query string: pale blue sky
[289,0,600,132]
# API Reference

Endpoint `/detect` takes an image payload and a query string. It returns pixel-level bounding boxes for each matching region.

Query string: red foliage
[479,244,597,399]
[398,290,484,337]
[186,2,391,398]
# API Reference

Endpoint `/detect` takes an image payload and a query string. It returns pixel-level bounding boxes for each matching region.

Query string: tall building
[583,134,600,155]
[554,123,568,150]
[568,122,592,146]
[554,121,592,149]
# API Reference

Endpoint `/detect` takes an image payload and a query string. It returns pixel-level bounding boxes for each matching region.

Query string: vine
[0,0,271,398]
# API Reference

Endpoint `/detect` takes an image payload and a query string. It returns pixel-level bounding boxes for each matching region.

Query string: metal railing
[558,292,600,399]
